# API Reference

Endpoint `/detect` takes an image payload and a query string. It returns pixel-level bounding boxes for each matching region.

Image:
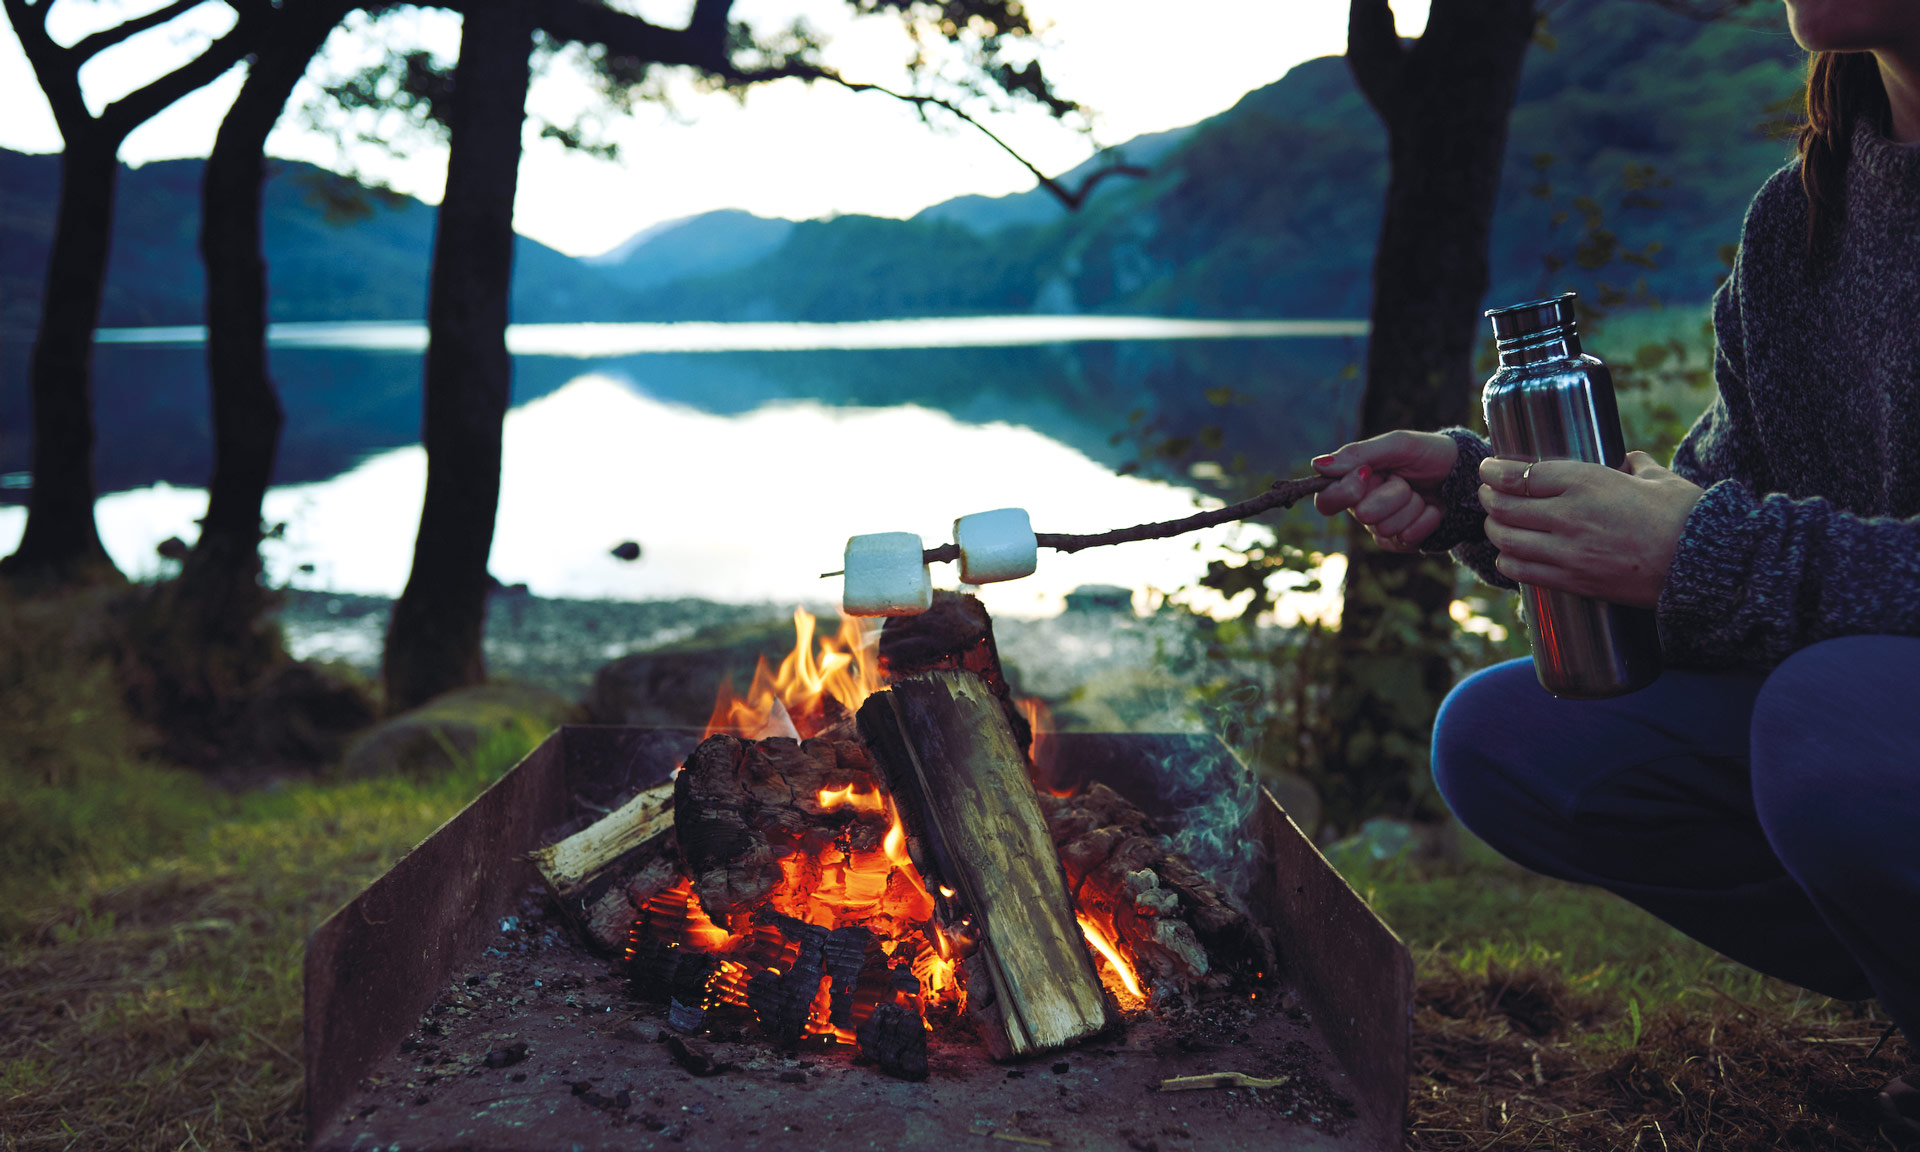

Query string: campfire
[533,592,1274,1082]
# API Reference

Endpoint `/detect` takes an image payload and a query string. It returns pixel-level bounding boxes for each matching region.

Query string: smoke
[1154,738,1265,913]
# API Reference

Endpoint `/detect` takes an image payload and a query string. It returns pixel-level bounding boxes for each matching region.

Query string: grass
[1,582,1912,1150]
[0,585,543,1151]
[1344,839,1917,1150]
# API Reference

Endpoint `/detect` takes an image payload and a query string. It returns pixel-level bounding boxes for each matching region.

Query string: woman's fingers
[1352,473,1415,526]
[1479,457,1579,498]
[1478,484,1560,531]
[1314,464,1383,515]
[1373,491,1430,539]
[1482,515,1563,564]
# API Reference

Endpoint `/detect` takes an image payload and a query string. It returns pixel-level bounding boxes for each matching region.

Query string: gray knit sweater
[1425,121,1920,669]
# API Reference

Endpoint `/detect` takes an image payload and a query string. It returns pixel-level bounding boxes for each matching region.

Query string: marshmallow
[955,507,1038,584]
[842,532,933,617]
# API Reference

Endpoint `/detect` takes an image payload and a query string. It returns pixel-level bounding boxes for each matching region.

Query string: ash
[321,892,1364,1152]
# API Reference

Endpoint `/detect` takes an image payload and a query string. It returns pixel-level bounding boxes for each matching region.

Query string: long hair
[1798,51,1891,256]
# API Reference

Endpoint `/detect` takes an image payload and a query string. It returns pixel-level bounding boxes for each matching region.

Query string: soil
[317,893,1368,1152]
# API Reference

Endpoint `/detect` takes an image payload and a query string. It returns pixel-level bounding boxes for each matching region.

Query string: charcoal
[856,1002,929,1081]
[665,1034,733,1076]
[823,926,873,1030]
[747,914,830,1046]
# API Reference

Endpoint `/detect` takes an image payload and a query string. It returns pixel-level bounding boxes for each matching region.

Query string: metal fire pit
[305,727,1414,1150]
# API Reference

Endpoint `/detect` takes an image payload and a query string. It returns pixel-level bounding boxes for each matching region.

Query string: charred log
[672,733,890,926]
[746,912,830,1048]
[1039,783,1276,1005]
[878,591,1031,752]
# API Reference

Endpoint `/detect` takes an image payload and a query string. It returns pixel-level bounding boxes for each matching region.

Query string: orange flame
[1017,696,1071,795]
[818,784,888,815]
[1078,913,1144,1001]
[705,608,880,739]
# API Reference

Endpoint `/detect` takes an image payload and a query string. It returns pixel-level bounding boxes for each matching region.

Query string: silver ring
[1522,461,1537,498]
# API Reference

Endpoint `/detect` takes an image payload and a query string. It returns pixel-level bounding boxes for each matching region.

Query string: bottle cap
[1485,292,1578,342]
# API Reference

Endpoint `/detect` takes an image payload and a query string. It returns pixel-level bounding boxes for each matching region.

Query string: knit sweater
[1424,120,1920,669]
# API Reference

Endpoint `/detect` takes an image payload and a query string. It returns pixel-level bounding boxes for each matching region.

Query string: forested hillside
[628,1,1803,321]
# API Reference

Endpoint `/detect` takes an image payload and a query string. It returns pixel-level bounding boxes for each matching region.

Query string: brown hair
[1798,51,1891,255]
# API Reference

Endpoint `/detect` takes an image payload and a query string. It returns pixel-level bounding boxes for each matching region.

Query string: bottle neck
[1495,325,1582,368]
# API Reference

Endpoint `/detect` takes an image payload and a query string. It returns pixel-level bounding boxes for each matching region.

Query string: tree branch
[537,0,727,70]
[1346,0,1406,117]
[99,5,263,141]
[4,0,87,129]
[69,0,207,63]
[827,476,1335,573]
[709,59,1146,210]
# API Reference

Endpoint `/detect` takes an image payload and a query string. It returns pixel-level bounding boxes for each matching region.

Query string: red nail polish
[1357,464,1373,481]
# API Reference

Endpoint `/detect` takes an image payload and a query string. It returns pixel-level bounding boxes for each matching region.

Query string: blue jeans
[1432,635,1920,1039]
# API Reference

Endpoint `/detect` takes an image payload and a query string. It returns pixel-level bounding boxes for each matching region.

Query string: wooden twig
[823,475,1333,577]
[1156,1071,1291,1092]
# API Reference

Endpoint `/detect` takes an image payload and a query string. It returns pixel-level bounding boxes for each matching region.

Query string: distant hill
[619,0,1804,322]
[586,209,795,293]
[0,153,645,336]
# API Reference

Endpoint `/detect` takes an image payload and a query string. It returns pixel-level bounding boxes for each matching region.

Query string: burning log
[858,670,1113,1060]
[877,590,1031,752]
[1039,783,1276,1006]
[531,780,680,952]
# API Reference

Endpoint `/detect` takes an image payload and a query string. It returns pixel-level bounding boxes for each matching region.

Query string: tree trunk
[180,0,348,628]
[382,3,536,712]
[0,134,122,584]
[1317,0,1535,830]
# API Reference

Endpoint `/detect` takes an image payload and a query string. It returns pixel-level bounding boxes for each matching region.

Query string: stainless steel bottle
[1482,293,1662,699]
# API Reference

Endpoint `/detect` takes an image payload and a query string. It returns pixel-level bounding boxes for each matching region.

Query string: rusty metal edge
[1254,788,1414,1150]
[303,726,572,1145]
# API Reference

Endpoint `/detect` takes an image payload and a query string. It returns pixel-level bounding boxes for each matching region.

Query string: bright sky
[0,0,1430,257]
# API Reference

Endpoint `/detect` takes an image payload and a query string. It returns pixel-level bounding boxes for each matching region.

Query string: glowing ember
[1078,913,1144,1000]
[705,608,879,739]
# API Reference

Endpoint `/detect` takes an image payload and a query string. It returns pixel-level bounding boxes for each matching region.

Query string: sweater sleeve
[1418,426,1518,590]
[1656,258,1920,667]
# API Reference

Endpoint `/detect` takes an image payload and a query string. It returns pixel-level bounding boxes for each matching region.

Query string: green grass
[0,585,544,1151]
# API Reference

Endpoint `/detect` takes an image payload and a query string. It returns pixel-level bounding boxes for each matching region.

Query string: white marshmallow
[955,507,1038,584]
[842,532,933,617]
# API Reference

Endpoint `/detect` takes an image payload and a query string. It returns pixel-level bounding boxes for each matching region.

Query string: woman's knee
[1751,636,1920,879]
[1430,659,1547,835]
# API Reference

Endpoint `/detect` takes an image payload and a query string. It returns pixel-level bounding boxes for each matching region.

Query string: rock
[1063,584,1135,615]
[611,541,642,562]
[584,618,799,729]
[231,661,378,770]
[342,683,576,777]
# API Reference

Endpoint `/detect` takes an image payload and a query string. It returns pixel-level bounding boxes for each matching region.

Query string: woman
[1310,0,1920,1129]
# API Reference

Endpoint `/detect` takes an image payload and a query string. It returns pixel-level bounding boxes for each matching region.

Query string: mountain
[586,209,796,292]
[0,154,645,336]
[616,1,1805,322]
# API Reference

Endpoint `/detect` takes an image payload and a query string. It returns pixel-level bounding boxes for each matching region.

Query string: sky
[0,0,1431,257]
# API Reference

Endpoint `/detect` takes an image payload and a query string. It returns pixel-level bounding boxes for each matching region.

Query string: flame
[1078,913,1143,1001]
[819,784,888,815]
[1017,696,1072,795]
[705,608,880,739]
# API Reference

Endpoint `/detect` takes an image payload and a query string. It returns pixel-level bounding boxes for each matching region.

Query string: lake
[0,317,1365,620]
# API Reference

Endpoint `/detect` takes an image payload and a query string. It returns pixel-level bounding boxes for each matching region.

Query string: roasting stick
[819,474,1334,579]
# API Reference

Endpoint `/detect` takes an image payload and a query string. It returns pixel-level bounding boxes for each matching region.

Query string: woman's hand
[1311,430,1459,552]
[1479,452,1706,608]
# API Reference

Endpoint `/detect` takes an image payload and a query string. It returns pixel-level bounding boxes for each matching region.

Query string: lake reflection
[0,374,1340,619]
[0,316,1363,618]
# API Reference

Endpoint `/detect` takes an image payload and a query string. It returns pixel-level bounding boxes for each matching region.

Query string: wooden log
[857,669,1111,1060]
[530,780,679,952]
[1039,783,1275,1004]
